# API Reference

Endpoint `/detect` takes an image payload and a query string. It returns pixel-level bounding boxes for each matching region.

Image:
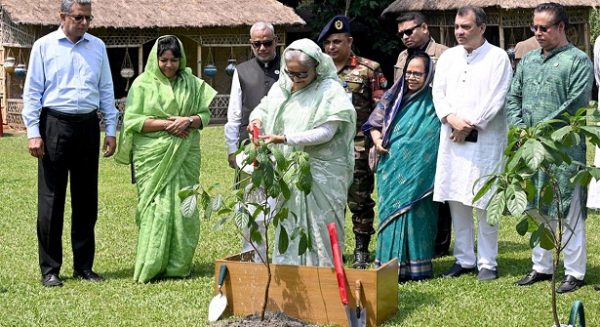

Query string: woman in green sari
[248,39,356,266]
[115,36,216,283]
[364,52,440,281]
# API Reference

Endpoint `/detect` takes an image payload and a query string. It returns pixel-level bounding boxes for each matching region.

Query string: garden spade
[327,223,359,327]
[208,264,228,322]
[354,280,367,327]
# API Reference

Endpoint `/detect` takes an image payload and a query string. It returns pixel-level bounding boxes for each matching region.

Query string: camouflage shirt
[338,54,387,157]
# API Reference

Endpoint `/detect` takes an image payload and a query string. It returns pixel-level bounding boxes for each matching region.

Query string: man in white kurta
[432,6,512,281]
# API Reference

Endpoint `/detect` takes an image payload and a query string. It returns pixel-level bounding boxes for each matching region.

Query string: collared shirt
[432,41,513,208]
[337,54,386,156]
[505,43,593,216]
[22,27,118,138]
[394,37,448,82]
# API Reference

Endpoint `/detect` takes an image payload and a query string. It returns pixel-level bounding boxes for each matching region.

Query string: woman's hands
[370,129,388,155]
[259,134,286,144]
[165,116,191,138]
[247,119,262,132]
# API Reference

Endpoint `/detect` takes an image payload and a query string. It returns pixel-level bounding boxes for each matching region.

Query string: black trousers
[435,202,452,255]
[37,109,100,276]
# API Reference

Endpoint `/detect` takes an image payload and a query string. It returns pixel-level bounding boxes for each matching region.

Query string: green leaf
[506,185,528,216]
[522,139,545,170]
[272,207,288,228]
[540,139,571,165]
[551,125,573,142]
[579,126,600,147]
[541,184,554,206]
[178,185,196,200]
[251,168,264,188]
[279,178,291,200]
[516,217,529,236]
[526,215,540,233]
[570,169,592,187]
[539,225,556,250]
[506,145,525,172]
[180,195,197,218]
[473,176,497,203]
[298,231,308,256]
[589,167,600,181]
[486,191,506,225]
[250,226,263,244]
[529,227,541,248]
[234,207,249,230]
[211,194,224,212]
[272,147,289,172]
[278,226,289,254]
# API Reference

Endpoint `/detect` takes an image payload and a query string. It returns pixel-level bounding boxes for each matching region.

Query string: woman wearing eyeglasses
[247,38,356,266]
[364,52,440,281]
[115,36,216,283]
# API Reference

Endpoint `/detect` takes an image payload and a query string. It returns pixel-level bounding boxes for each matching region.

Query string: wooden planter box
[214,253,398,326]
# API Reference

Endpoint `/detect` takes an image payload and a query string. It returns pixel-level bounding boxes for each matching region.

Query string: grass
[1,126,600,326]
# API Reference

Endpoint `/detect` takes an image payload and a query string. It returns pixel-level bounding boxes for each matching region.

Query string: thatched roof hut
[382,0,599,13]
[0,0,305,126]
[1,0,304,28]
[382,0,598,53]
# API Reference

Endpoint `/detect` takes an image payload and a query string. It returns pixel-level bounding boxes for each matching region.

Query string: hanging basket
[121,47,135,91]
[4,48,15,74]
[13,49,27,77]
[14,64,27,77]
[225,47,237,77]
[203,47,217,77]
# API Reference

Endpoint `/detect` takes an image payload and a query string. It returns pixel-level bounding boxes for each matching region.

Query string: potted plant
[475,106,599,327]
[180,141,314,321]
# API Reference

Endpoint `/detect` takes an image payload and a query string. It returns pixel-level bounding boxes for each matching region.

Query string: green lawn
[1,127,599,326]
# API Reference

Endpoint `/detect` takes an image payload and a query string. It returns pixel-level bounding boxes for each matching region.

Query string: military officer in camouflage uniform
[318,15,387,269]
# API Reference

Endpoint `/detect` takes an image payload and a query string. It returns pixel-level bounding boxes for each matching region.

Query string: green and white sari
[250,39,356,266]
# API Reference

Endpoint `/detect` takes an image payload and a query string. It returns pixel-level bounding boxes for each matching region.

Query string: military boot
[352,234,371,269]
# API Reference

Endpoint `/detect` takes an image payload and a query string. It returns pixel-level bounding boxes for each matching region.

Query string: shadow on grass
[392,289,437,324]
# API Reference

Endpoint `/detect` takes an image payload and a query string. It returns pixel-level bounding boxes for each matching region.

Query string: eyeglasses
[530,23,556,33]
[251,39,275,48]
[397,24,422,37]
[405,71,425,78]
[64,14,94,23]
[284,68,309,79]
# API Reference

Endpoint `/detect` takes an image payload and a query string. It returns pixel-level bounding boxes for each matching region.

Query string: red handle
[327,222,349,305]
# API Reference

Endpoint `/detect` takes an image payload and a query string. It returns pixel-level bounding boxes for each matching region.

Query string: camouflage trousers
[348,157,375,235]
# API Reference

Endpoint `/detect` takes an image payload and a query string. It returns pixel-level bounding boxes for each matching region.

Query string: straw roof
[382,0,600,16]
[0,0,305,28]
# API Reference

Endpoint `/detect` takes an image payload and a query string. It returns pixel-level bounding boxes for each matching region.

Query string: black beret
[317,15,351,43]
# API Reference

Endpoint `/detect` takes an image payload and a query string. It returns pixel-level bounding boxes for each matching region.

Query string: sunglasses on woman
[284,68,309,79]
[251,39,274,48]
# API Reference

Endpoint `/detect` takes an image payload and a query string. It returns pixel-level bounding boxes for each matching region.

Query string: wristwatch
[187,116,193,125]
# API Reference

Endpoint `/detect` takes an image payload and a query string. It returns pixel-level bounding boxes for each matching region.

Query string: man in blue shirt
[22,0,118,287]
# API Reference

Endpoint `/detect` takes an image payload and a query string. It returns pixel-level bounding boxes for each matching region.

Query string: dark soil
[211,312,320,327]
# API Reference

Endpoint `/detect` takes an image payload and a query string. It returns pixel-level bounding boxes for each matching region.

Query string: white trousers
[449,201,498,271]
[529,187,586,280]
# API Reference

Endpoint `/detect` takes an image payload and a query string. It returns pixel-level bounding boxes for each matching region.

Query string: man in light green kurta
[505,3,593,293]
[249,39,356,266]
[115,36,216,282]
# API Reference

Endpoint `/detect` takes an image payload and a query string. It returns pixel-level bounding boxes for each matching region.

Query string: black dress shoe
[73,270,104,282]
[442,263,476,278]
[556,275,583,294]
[41,273,63,287]
[515,270,552,286]
[594,284,600,291]
[477,268,498,281]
